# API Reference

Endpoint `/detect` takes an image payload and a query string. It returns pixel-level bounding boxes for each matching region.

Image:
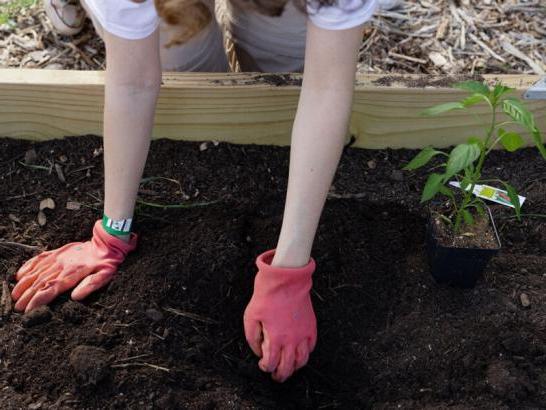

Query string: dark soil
[432,212,499,250]
[1,136,546,409]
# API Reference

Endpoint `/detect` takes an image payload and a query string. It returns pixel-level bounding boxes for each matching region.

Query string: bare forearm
[103,83,160,219]
[102,30,161,221]
[273,22,363,267]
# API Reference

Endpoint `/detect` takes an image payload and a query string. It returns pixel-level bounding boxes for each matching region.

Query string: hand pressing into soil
[244,250,316,382]
[11,221,137,313]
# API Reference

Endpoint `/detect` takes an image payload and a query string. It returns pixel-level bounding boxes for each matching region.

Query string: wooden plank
[0,69,544,149]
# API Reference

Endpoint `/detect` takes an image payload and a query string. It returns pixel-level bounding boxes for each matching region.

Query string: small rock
[24,149,37,165]
[199,142,208,151]
[367,159,377,169]
[390,170,404,182]
[39,198,55,211]
[59,155,68,163]
[69,345,110,385]
[22,306,52,327]
[28,402,42,410]
[520,293,531,308]
[145,308,163,322]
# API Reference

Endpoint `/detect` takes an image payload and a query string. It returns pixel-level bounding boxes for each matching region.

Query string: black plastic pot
[426,207,501,288]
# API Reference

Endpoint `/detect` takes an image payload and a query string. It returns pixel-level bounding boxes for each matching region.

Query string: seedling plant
[404,81,546,235]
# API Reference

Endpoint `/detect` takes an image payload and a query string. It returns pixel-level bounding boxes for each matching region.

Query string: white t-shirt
[84,0,377,40]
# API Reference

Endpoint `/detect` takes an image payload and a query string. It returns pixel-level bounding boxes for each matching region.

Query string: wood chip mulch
[0,0,544,74]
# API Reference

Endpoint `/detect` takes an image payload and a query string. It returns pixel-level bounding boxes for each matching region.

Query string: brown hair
[137,0,350,46]
[153,0,212,46]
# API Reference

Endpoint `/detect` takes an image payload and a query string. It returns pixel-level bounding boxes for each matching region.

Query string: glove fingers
[258,327,281,373]
[71,268,114,301]
[14,266,62,312]
[294,340,310,370]
[24,267,92,312]
[12,259,62,301]
[243,314,263,357]
[15,251,53,280]
[273,346,296,383]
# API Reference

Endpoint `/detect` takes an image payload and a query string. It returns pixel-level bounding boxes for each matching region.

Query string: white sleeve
[83,0,159,40]
[307,0,378,30]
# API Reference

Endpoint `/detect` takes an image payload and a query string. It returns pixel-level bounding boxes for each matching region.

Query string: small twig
[66,165,95,176]
[328,192,367,200]
[111,362,170,373]
[3,191,40,201]
[0,240,39,251]
[163,307,218,324]
[114,353,152,363]
[499,213,546,220]
[112,320,140,328]
[18,161,50,172]
[1,280,13,317]
[136,199,218,209]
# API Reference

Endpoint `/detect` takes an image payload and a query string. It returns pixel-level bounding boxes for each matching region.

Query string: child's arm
[244,21,364,382]
[11,31,162,311]
[273,21,363,268]
[102,29,161,229]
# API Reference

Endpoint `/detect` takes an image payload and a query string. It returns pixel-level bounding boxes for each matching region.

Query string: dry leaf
[37,210,47,226]
[39,198,55,211]
[66,201,81,211]
[8,214,20,223]
[520,293,531,308]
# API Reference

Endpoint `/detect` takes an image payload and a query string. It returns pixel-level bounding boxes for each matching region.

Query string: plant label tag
[449,181,526,208]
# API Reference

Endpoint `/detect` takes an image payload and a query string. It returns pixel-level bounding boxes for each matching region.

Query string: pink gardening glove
[244,249,317,382]
[12,220,137,313]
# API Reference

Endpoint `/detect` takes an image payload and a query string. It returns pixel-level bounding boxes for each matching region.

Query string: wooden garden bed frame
[0,69,544,149]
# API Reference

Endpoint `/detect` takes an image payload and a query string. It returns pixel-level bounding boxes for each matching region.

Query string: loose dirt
[1,136,545,409]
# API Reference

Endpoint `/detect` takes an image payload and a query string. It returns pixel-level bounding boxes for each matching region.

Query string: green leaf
[531,127,546,159]
[462,209,474,226]
[503,98,535,131]
[403,147,444,170]
[462,93,489,108]
[503,183,521,221]
[493,84,513,101]
[421,173,445,203]
[439,184,455,201]
[461,176,472,191]
[422,102,465,116]
[454,81,490,96]
[445,143,481,179]
[473,202,486,218]
[498,128,525,152]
